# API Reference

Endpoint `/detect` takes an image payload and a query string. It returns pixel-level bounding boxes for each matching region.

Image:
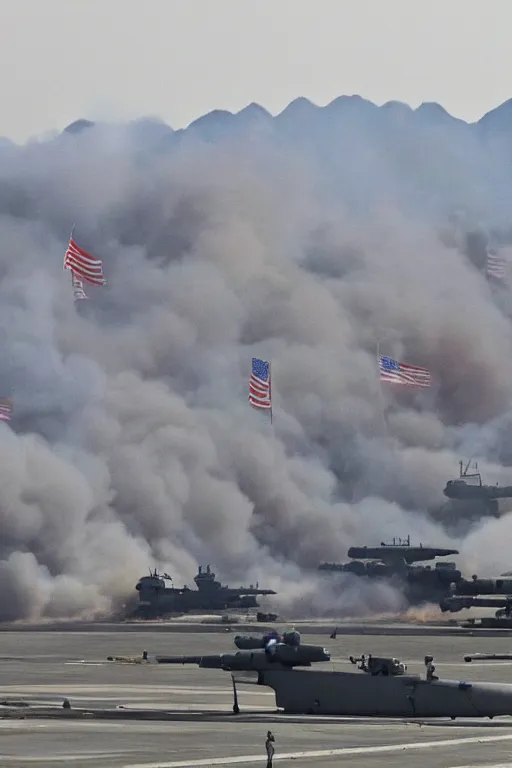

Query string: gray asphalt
[3,629,512,767]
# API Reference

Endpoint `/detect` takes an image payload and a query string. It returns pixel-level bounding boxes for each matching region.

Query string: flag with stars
[249,357,272,409]
[379,355,431,388]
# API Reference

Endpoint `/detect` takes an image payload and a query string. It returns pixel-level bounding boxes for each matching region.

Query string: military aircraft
[106,633,512,718]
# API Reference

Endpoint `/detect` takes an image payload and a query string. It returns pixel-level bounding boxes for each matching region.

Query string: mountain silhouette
[62,95,512,140]
[56,96,512,222]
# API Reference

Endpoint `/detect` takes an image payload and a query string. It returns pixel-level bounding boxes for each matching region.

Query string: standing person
[265,731,275,767]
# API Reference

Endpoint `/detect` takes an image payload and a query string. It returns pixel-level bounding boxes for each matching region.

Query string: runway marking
[0,685,270,696]
[124,733,512,768]
[0,753,126,762]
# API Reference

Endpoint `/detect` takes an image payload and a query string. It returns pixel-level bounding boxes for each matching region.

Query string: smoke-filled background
[2,101,512,622]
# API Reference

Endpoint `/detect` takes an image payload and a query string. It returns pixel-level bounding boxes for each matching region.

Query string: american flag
[486,250,507,282]
[71,271,88,301]
[63,236,106,286]
[379,355,431,388]
[0,396,13,421]
[249,357,272,409]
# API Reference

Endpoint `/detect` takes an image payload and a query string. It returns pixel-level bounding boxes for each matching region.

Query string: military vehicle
[438,572,512,627]
[319,535,462,607]
[256,611,278,623]
[107,634,512,718]
[443,461,512,517]
[442,599,512,629]
[422,460,512,534]
[441,595,512,617]
[130,564,276,618]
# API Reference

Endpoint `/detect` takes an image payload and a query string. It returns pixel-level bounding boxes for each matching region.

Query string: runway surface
[3,629,512,767]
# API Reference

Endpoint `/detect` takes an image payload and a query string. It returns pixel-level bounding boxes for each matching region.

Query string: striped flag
[486,250,507,282]
[63,236,106,287]
[0,396,13,421]
[379,355,431,388]
[249,357,272,410]
[71,271,88,301]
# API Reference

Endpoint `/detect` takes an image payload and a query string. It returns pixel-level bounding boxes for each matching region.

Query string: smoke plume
[1,111,512,622]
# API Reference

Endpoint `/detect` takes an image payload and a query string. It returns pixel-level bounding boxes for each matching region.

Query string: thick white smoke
[0,112,512,622]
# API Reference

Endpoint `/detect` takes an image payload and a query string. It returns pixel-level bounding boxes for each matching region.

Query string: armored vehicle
[319,535,462,607]
[131,564,276,619]
[107,634,512,718]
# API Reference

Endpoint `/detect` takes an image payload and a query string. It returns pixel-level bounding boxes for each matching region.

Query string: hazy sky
[1,0,510,142]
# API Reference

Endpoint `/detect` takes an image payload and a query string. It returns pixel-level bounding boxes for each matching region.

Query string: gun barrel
[155,655,207,666]
[456,578,512,596]
[465,654,512,662]
[440,596,512,612]
[155,654,244,670]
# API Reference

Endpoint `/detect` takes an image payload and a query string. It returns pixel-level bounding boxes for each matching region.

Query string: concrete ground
[3,629,512,767]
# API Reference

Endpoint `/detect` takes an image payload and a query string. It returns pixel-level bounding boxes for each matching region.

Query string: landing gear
[231,675,240,714]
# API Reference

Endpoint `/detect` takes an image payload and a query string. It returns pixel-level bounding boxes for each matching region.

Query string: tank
[130,564,276,619]
[319,535,462,607]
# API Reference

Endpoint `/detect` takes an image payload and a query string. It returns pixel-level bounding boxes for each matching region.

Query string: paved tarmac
[3,629,512,767]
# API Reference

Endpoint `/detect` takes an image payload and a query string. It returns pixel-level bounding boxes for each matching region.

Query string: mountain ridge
[50,94,512,225]
[62,95,512,137]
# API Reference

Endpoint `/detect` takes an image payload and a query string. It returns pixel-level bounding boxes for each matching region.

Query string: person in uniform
[424,655,438,681]
[265,731,275,767]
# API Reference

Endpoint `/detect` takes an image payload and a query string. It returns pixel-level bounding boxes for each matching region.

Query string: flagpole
[68,222,76,288]
[269,361,273,425]
[376,341,389,435]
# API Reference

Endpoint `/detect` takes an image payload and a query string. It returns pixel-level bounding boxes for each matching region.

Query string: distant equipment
[440,460,512,521]
[130,564,276,619]
[440,576,512,628]
[319,535,462,607]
